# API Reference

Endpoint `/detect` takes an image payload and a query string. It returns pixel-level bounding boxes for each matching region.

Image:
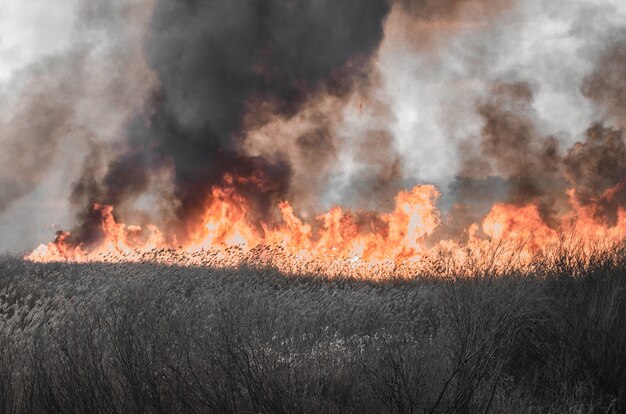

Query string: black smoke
[71,0,391,245]
[564,123,626,226]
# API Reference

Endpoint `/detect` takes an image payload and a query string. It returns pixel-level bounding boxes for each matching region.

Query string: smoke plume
[0,0,155,249]
[69,0,392,245]
[3,0,626,254]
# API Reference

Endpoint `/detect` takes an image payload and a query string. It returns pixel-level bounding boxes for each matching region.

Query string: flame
[26,177,626,279]
[188,185,262,252]
[482,203,557,246]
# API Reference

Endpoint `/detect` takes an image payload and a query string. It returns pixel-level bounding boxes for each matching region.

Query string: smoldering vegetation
[1,247,625,413]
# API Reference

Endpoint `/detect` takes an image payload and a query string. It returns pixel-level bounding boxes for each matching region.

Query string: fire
[188,185,262,252]
[26,177,626,279]
[566,189,626,241]
[482,204,557,246]
[27,204,165,263]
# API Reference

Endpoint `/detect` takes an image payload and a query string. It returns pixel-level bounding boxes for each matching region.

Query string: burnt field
[0,250,624,414]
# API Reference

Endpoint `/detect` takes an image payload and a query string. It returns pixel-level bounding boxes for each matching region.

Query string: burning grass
[26,183,626,281]
[1,241,626,413]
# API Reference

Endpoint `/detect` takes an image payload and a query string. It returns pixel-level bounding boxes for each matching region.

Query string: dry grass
[0,244,625,413]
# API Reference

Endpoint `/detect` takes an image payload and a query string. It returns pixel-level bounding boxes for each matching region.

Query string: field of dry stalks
[0,247,625,413]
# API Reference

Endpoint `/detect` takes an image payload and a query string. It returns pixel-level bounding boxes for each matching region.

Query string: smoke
[67,0,393,245]
[3,0,626,251]
[245,0,514,213]
[445,25,626,235]
[566,33,626,225]
[459,82,568,226]
[0,0,156,249]
[391,0,513,47]
[448,68,626,235]
[582,39,626,128]
[0,93,72,214]
[564,124,626,226]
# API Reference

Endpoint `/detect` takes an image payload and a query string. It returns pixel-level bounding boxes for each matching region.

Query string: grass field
[0,249,625,413]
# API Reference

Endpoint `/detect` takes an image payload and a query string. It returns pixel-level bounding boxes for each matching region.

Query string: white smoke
[0,0,156,251]
[370,0,626,194]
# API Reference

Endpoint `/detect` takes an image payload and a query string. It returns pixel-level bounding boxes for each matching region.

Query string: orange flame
[26,178,626,279]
